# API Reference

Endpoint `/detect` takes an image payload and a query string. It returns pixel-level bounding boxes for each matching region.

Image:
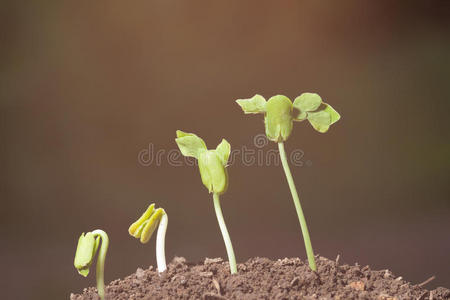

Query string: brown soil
[71,256,450,300]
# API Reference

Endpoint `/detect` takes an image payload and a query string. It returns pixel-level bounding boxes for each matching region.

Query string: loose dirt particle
[204,257,223,265]
[199,272,213,278]
[212,278,221,295]
[172,256,187,265]
[290,276,300,287]
[348,281,365,291]
[202,292,227,300]
[136,268,145,280]
[378,293,398,300]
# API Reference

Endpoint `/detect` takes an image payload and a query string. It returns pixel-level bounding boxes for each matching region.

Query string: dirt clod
[204,257,223,265]
[172,256,187,265]
[71,256,449,300]
[213,278,221,294]
[348,280,365,291]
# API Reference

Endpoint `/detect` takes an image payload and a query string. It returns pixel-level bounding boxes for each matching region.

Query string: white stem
[156,212,168,273]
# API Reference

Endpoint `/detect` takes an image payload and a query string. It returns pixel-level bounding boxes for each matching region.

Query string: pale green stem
[278,142,316,271]
[213,193,237,274]
[92,230,109,300]
[156,212,168,273]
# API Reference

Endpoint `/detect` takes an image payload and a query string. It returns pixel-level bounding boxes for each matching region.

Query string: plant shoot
[236,93,340,271]
[74,229,109,300]
[129,203,168,273]
[175,130,237,274]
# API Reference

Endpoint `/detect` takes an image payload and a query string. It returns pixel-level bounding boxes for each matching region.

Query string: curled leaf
[306,103,340,133]
[293,93,322,112]
[236,94,267,114]
[293,93,322,121]
[215,139,231,166]
[128,204,155,236]
[129,205,166,244]
[175,130,207,159]
[323,103,340,125]
[307,110,332,133]
[140,208,164,243]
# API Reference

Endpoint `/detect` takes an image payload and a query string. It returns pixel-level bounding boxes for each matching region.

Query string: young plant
[74,229,109,300]
[175,130,237,274]
[236,93,340,271]
[128,203,168,273]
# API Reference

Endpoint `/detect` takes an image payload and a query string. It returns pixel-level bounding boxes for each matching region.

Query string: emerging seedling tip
[129,203,168,273]
[74,229,109,300]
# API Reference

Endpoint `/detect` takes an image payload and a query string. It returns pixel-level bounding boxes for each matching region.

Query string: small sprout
[236,93,341,271]
[175,130,237,274]
[129,203,168,273]
[74,229,109,300]
[175,130,229,195]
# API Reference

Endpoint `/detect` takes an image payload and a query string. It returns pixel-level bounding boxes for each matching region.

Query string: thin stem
[92,230,109,300]
[156,212,168,273]
[213,193,237,274]
[278,142,316,271]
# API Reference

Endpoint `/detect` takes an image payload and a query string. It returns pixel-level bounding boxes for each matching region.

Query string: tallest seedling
[236,93,340,271]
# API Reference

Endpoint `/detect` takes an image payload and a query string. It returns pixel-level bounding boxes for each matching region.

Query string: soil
[71,256,450,300]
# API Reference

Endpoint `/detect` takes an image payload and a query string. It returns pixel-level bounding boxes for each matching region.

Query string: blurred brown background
[1,1,450,299]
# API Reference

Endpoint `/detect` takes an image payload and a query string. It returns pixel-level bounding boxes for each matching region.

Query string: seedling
[128,203,168,273]
[175,130,237,274]
[236,93,340,271]
[74,229,109,300]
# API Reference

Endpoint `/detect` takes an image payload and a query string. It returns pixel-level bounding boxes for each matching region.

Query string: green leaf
[306,103,340,133]
[293,93,322,113]
[236,94,267,114]
[215,139,231,166]
[307,110,332,133]
[74,232,97,277]
[323,103,341,125]
[175,130,193,138]
[175,130,207,159]
[128,203,155,236]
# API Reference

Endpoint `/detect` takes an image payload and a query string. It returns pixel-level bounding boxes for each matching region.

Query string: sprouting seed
[129,203,168,273]
[74,229,109,300]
